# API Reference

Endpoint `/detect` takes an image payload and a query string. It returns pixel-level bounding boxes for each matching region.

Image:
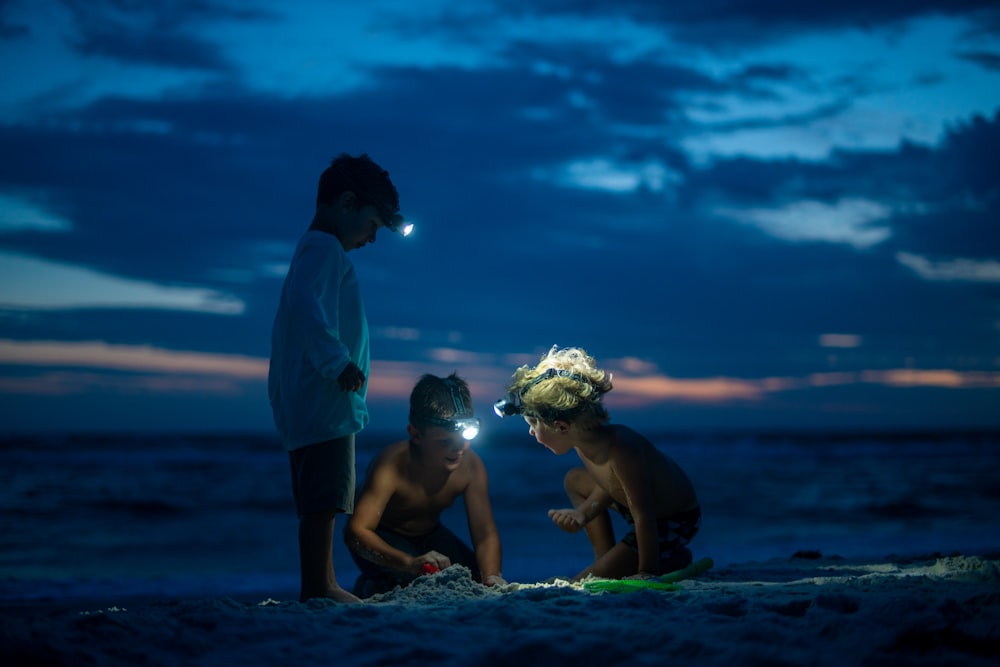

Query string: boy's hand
[484,574,507,587]
[337,362,366,392]
[548,508,587,533]
[411,551,451,575]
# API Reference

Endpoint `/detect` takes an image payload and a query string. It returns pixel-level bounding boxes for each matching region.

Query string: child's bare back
[587,424,698,517]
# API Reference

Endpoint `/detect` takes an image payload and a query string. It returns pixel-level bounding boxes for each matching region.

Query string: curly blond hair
[507,346,613,428]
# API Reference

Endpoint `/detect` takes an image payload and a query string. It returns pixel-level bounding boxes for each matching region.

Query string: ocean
[2,429,999,607]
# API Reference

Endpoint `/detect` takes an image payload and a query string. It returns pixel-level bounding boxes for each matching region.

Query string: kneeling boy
[495,346,701,580]
[345,373,504,596]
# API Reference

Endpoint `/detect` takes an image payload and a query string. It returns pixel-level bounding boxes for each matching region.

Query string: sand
[3,551,998,666]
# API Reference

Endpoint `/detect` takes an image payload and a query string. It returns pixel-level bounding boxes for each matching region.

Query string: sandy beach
[4,431,999,666]
[3,550,998,666]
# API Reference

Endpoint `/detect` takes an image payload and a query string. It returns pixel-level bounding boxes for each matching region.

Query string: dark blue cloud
[2,64,997,372]
[958,50,1000,71]
[59,0,274,70]
[0,0,30,39]
[497,1,1000,46]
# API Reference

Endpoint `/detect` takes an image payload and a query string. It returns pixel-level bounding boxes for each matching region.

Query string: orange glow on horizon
[2,340,998,405]
[609,375,765,404]
[0,339,267,378]
[862,368,1000,388]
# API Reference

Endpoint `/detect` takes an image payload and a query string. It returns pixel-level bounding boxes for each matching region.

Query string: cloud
[373,326,422,341]
[0,339,266,378]
[713,198,893,249]
[819,334,862,349]
[609,374,770,405]
[957,50,1000,72]
[0,193,72,232]
[896,252,1000,283]
[0,252,245,314]
[499,1,995,47]
[0,2,997,431]
[0,0,31,39]
[0,370,253,396]
[534,157,682,194]
[4,339,997,419]
[606,365,1000,408]
[861,369,1000,389]
[61,0,273,71]
[425,347,493,365]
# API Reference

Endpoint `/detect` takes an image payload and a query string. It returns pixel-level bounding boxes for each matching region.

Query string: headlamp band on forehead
[411,377,480,440]
[493,367,598,420]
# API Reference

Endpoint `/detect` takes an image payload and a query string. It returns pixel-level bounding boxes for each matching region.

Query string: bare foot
[548,508,586,532]
[300,586,361,603]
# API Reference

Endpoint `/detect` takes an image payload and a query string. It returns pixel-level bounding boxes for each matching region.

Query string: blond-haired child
[496,346,700,580]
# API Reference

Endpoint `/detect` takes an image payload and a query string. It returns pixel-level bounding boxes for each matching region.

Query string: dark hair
[316,153,399,222]
[409,373,471,429]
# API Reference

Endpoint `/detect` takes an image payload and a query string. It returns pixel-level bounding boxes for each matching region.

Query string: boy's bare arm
[613,449,660,575]
[549,484,612,532]
[463,453,505,585]
[345,460,450,574]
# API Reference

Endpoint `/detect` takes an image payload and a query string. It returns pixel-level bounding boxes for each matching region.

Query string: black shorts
[349,523,478,597]
[288,434,355,517]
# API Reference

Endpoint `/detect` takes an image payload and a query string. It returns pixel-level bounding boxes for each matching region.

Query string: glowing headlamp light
[386,213,414,237]
[421,415,481,440]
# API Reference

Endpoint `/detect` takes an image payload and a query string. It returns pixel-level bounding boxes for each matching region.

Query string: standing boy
[495,346,701,580]
[345,373,505,597]
[268,153,409,602]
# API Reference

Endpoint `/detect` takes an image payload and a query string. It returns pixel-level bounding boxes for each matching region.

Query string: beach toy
[583,578,682,593]
[421,563,440,575]
[583,557,714,593]
[660,557,714,582]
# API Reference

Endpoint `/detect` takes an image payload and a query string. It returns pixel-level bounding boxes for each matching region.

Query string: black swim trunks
[288,435,355,517]
[611,502,701,571]
[349,523,479,598]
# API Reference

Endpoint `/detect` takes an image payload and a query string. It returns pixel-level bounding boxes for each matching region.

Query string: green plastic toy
[582,557,714,593]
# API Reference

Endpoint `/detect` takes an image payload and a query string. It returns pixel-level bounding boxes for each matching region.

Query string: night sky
[1,0,998,434]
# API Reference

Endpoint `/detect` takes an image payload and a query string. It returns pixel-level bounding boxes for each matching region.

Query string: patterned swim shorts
[612,502,701,564]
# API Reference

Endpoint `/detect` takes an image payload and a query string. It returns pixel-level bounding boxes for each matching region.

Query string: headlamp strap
[443,377,469,418]
[521,368,588,397]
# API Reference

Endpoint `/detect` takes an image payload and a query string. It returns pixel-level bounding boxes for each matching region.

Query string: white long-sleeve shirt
[268,230,370,451]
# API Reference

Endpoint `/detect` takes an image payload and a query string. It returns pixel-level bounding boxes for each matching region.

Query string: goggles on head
[493,368,591,420]
[412,377,480,440]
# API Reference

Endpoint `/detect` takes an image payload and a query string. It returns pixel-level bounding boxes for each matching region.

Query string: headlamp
[420,415,481,440]
[493,368,596,420]
[493,391,523,418]
[386,213,414,237]
[412,376,480,440]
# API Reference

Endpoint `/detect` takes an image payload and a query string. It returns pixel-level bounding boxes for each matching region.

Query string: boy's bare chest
[388,478,461,517]
[581,457,625,501]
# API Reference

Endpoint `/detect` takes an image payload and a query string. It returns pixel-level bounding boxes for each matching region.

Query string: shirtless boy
[495,346,701,580]
[345,373,504,596]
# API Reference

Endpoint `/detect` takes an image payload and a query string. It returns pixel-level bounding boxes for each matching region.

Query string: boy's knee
[563,466,589,492]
